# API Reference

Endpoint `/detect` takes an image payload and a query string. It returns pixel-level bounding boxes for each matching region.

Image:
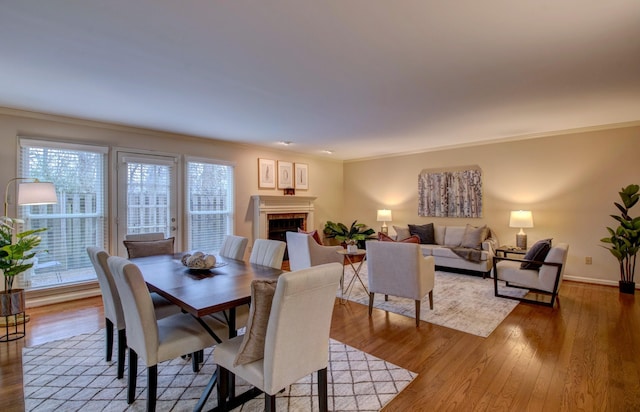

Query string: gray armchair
[366,241,435,327]
[493,242,569,307]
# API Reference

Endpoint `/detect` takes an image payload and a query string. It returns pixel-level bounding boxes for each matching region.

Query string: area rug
[341,263,526,337]
[23,330,416,412]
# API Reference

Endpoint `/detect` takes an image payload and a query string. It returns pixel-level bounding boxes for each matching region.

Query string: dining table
[130,252,283,412]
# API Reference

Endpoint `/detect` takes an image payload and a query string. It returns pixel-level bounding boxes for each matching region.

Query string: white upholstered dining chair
[249,239,286,269]
[213,262,342,412]
[366,241,435,327]
[285,231,343,271]
[86,247,181,379]
[107,256,229,412]
[219,235,249,260]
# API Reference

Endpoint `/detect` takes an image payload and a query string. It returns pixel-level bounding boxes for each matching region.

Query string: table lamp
[509,210,533,249]
[377,209,392,234]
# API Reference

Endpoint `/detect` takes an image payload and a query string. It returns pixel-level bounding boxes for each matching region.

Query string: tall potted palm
[601,184,640,294]
[0,217,46,317]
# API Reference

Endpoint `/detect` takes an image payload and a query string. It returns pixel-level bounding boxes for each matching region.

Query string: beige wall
[343,126,640,285]
[0,109,344,254]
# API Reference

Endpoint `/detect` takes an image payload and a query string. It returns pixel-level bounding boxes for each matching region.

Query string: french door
[116,152,179,257]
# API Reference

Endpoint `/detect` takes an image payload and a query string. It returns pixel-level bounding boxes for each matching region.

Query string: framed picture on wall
[258,158,276,189]
[277,161,293,189]
[294,162,309,190]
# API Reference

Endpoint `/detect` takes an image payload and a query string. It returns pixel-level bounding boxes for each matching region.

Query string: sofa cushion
[431,246,489,261]
[393,225,412,241]
[434,225,446,245]
[408,223,435,244]
[461,224,488,250]
[521,239,552,269]
[443,226,466,247]
[378,232,420,243]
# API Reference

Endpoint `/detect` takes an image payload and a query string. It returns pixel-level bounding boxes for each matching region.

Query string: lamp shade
[377,209,392,222]
[17,182,58,206]
[509,210,533,228]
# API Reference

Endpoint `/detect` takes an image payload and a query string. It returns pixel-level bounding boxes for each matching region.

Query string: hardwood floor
[2,280,640,411]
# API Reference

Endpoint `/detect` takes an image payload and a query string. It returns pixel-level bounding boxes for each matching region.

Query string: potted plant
[600,184,640,294]
[0,217,46,317]
[323,220,376,250]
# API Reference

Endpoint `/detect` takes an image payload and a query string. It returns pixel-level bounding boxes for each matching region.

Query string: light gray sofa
[394,224,498,278]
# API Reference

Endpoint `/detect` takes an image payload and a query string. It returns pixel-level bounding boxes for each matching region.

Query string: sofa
[392,223,498,277]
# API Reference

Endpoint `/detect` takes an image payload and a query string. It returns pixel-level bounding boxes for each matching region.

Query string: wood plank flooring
[2,280,640,411]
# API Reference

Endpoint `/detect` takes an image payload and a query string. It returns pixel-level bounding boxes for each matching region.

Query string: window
[18,138,108,290]
[186,158,234,252]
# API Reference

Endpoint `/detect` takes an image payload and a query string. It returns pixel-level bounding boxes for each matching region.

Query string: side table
[336,248,368,304]
[496,246,528,258]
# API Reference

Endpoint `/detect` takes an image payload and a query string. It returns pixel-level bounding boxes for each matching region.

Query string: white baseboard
[563,275,636,288]
[25,282,101,308]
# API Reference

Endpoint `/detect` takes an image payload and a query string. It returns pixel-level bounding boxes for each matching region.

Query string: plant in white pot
[600,184,640,294]
[0,217,46,316]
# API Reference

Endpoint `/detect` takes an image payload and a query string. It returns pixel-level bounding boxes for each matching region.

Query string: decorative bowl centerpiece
[181,251,217,271]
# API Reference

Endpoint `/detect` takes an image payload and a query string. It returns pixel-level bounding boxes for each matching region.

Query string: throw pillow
[298,228,323,245]
[123,237,175,259]
[443,226,466,247]
[408,223,435,244]
[393,225,411,241]
[521,239,553,270]
[234,279,278,366]
[460,224,489,250]
[378,232,420,243]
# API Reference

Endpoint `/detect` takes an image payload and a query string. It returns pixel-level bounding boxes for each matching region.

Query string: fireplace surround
[252,195,317,244]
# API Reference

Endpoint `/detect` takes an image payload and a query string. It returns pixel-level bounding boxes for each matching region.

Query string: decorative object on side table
[509,210,534,249]
[323,220,376,250]
[0,217,47,341]
[600,184,640,294]
[377,209,392,234]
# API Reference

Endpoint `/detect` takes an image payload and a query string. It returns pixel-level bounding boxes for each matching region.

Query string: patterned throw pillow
[460,224,489,250]
[298,228,323,245]
[234,279,278,366]
[408,223,435,244]
[393,225,412,241]
[378,232,420,243]
[521,239,553,270]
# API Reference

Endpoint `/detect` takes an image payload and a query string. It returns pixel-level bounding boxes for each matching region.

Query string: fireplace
[252,195,317,246]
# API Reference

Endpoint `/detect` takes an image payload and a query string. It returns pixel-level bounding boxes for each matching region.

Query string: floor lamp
[2,178,57,330]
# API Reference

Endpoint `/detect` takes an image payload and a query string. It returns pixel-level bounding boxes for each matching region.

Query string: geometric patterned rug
[341,264,525,337]
[23,330,416,411]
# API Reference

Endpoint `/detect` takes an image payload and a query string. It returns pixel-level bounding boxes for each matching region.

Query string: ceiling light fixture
[279,141,292,146]
[321,149,334,154]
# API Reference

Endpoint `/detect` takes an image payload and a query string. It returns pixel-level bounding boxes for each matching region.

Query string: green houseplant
[600,184,640,294]
[323,220,376,249]
[0,217,46,316]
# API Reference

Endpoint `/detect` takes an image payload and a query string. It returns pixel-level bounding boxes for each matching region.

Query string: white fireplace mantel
[252,195,317,241]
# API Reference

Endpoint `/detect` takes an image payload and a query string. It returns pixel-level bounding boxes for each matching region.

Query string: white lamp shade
[509,210,533,228]
[17,182,58,206]
[377,209,392,222]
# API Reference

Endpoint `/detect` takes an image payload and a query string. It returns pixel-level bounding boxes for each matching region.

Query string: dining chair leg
[117,329,126,379]
[318,367,328,412]
[265,393,276,412]
[105,318,114,362]
[216,365,228,411]
[428,290,434,310]
[192,352,200,372]
[128,349,138,404]
[415,300,421,327]
[147,365,158,412]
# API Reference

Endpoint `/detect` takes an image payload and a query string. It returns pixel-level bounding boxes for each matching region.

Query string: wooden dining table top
[130,253,283,317]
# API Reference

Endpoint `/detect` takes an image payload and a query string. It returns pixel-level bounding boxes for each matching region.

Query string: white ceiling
[1,1,639,160]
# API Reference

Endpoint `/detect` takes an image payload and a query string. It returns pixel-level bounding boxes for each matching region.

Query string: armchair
[493,242,569,307]
[285,231,343,271]
[366,241,435,327]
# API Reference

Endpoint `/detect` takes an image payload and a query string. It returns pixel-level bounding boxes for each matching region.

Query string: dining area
[87,233,342,412]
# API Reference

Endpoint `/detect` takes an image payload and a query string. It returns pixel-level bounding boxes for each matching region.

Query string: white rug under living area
[23,330,416,412]
[341,262,526,337]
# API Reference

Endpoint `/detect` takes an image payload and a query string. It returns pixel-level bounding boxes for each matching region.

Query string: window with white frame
[186,158,234,253]
[18,138,108,290]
